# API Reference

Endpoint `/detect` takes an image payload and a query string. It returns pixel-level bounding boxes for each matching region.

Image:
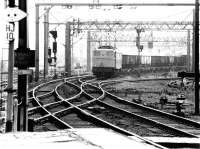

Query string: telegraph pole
[44,9,49,79]
[192,9,195,72]
[35,5,39,82]
[187,30,191,72]
[17,0,28,131]
[194,0,199,114]
[65,23,71,76]
[87,31,91,72]
[5,0,15,132]
[50,31,57,78]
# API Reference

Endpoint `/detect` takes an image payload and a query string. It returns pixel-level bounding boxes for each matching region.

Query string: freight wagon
[122,55,186,68]
[151,56,170,67]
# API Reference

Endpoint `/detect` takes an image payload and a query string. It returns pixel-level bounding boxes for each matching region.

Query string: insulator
[53,42,57,53]
[48,48,51,56]
[48,58,52,64]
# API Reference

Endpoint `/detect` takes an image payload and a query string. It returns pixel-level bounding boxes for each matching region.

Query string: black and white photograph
[0,0,200,148]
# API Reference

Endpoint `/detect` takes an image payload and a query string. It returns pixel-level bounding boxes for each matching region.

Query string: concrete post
[87,31,91,72]
[13,98,18,132]
[194,0,199,114]
[6,0,15,133]
[192,9,195,72]
[187,30,191,72]
[6,31,14,132]
[44,9,49,79]
[65,23,71,76]
[35,5,39,81]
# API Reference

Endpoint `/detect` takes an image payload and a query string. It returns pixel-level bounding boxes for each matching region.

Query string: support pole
[44,9,49,79]
[13,98,18,132]
[6,0,15,133]
[192,9,195,72]
[87,31,91,72]
[136,28,144,66]
[17,0,28,131]
[6,36,14,132]
[35,5,39,81]
[187,30,191,72]
[194,0,199,115]
[65,23,71,76]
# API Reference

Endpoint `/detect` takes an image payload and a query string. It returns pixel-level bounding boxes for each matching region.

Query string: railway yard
[2,1,200,149]
[1,70,198,148]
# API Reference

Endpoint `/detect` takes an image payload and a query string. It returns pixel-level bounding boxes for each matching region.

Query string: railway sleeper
[95,100,198,138]
[54,91,169,148]
[34,115,70,130]
[80,92,95,100]
[58,106,133,136]
[54,107,74,118]
[66,81,81,90]
[37,92,61,104]
[34,114,52,124]
[28,98,40,108]
[106,92,200,128]
[28,105,42,112]
[44,101,70,110]
[28,107,48,117]
[36,91,54,99]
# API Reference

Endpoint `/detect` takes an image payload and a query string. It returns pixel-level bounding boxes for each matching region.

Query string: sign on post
[4,7,27,22]
[14,49,35,68]
[6,23,15,41]
[18,70,32,75]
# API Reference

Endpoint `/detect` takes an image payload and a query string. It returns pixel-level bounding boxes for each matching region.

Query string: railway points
[1,68,200,148]
[15,75,198,148]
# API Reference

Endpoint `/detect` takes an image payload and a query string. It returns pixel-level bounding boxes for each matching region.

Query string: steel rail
[32,78,74,128]
[97,79,200,137]
[30,76,87,120]
[100,78,200,128]
[76,80,198,138]
[54,80,167,149]
[32,76,167,148]
[92,99,198,138]
[30,75,92,121]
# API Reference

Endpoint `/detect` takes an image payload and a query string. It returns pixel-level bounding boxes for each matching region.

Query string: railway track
[29,76,141,134]
[79,99,196,138]
[30,77,200,137]
[29,78,72,131]
[28,76,200,148]
[29,75,102,131]
[58,78,200,138]
[99,79,200,137]
[104,92,200,136]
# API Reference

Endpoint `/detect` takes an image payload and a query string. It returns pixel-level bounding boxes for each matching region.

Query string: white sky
[0,0,197,68]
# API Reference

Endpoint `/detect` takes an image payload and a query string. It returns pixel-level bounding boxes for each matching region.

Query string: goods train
[92,45,122,77]
[92,49,187,77]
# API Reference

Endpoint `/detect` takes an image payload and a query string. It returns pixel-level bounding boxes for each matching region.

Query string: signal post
[5,0,15,132]
[5,0,27,132]
[14,0,35,131]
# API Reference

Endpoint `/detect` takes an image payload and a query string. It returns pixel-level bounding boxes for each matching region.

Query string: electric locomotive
[92,45,122,77]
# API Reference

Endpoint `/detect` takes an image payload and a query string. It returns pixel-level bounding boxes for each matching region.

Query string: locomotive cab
[92,45,122,78]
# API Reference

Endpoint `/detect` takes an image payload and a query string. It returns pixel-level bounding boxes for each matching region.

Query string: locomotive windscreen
[98,45,114,49]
